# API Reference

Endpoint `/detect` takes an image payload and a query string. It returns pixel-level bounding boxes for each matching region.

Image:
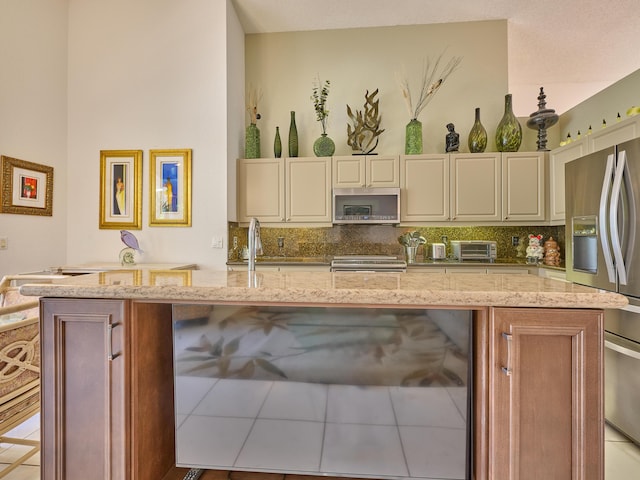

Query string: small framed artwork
[99,270,142,286]
[0,155,54,216]
[149,149,192,226]
[99,150,142,229]
[149,270,192,286]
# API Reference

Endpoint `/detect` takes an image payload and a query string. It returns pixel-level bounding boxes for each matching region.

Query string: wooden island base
[25,270,627,480]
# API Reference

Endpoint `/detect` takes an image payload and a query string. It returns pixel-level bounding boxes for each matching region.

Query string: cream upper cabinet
[400,154,450,222]
[501,152,546,222]
[450,153,501,221]
[333,155,399,188]
[285,157,332,223]
[549,140,586,223]
[237,157,331,224]
[237,158,285,223]
[587,115,640,153]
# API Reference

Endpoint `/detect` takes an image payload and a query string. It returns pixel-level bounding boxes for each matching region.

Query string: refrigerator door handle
[610,150,628,285]
[600,153,617,283]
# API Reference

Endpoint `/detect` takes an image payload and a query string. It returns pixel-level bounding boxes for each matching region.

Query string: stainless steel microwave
[332,187,400,224]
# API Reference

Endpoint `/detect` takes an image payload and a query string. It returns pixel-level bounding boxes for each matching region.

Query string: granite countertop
[20,269,625,309]
[226,256,566,271]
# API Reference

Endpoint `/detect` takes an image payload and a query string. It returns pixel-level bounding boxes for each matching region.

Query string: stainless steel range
[330,255,407,272]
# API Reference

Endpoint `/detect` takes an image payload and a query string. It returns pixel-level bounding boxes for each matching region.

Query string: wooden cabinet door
[451,153,501,221]
[237,158,285,222]
[400,154,449,222]
[489,307,603,480]
[549,141,586,222]
[41,299,128,480]
[501,152,546,222]
[286,157,332,222]
[367,155,399,187]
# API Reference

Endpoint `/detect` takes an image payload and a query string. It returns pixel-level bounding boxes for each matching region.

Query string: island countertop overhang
[20,270,628,309]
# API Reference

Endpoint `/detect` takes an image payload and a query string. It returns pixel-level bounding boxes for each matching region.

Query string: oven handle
[604,332,640,360]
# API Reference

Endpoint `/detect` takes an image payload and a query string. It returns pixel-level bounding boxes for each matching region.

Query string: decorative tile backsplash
[228,223,565,262]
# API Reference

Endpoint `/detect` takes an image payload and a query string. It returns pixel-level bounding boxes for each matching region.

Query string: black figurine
[445,123,460,152]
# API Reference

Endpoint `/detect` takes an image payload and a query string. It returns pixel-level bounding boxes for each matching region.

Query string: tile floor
[1,411,639,479]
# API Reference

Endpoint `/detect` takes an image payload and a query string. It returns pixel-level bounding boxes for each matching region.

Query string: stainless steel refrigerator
[565,137,640,445]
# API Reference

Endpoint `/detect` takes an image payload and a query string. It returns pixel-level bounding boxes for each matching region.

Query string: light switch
[210,236,224,249]
[0,237,7,250]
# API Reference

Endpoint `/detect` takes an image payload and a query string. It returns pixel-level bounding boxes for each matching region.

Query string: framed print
[149,270,192,286]
[149,149,192,226]
[99,150,142,229]
[99,270,142,286]
[0,155,54,216]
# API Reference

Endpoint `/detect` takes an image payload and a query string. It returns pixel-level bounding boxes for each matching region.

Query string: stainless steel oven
[605,298,640,444]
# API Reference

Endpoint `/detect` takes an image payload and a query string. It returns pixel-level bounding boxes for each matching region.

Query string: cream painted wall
[559,69,640,142]
[0,0,68,278]
[245,21,510,156]
[65,0,243,271]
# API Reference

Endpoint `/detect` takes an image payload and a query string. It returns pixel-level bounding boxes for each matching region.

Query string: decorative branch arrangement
[311,76,331,134]
[246,85,262,124]
[398,53,462,120]
[346,89,385,154]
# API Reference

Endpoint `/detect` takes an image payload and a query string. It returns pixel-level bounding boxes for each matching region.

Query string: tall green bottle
[288,111,298,157]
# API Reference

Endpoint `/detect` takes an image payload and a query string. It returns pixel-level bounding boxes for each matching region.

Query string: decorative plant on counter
[398,230,427,248]
[397,53,462,155]
[346,89,385,154]
[245,85,263,159]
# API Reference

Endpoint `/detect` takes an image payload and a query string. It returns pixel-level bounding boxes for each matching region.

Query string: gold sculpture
[346,89,385,154]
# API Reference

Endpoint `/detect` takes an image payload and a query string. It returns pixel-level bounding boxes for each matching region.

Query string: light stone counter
[21,269,627,309]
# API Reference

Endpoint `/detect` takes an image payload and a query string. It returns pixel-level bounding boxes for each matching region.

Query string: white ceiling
[231,0,640,115]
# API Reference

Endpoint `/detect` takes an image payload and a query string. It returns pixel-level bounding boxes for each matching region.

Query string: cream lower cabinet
[237,157,331,223]
[333,155,399,188]
[488,307,603,480]
[501,152,545,222]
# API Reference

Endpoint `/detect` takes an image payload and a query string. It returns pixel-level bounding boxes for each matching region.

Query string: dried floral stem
[247,85,263,124]
[398,53,462,120]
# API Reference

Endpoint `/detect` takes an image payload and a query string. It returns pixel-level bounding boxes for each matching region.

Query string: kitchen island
[21,270,626,480]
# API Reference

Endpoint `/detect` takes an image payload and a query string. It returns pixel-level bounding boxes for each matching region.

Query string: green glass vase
[245,123,260,159]
[288,111,298,157]
[313,133,335,157]
[405,118,423,155]
[274,126,282,158]
[495,94,522,152]
[468,107,488,153]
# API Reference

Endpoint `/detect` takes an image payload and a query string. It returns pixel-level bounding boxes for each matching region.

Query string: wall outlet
[233,236,238,249]
[0,237,7,250]
[512,236,519,247]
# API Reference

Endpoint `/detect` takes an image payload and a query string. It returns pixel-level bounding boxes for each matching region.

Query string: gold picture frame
[99,150,142,229]
[149,149,192,227]
[0,156,54,216]
[149,270,192,286]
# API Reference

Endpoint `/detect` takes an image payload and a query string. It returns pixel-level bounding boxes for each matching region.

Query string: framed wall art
[0,155,54,216]
[149,149,192,226]
[99,150,142,229]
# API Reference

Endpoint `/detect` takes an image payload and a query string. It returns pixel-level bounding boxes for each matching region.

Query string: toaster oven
[451,240,497,262]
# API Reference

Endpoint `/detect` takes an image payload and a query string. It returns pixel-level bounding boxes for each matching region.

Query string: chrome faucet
[248,217,263,271]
